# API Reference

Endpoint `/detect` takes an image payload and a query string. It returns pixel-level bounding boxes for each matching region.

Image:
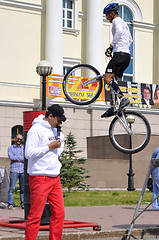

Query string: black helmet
[103,3,119,14]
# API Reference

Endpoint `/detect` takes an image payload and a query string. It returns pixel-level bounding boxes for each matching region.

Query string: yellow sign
[46,74,105,101]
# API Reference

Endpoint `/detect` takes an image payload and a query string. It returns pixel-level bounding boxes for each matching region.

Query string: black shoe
[119,97,130,109]
[101,107,115,118]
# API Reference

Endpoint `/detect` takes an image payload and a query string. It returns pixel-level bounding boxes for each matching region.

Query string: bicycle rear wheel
[109,111,151,154]
[63,64,102,105]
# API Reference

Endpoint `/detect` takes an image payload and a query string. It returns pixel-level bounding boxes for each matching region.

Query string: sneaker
[119,97,130,109]
[21,205,24,209]
[8,205,15,210]
[101,107,115,118]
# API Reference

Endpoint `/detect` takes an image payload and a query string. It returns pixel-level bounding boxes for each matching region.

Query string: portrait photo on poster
[141,84,154,106]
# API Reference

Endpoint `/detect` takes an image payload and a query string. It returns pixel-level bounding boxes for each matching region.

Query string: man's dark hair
[45,111,50,118]
[143,87,151,93]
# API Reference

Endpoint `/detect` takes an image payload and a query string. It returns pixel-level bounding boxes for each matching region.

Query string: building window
[63,0,73,28]
[11,125,23,145]
[118,5,133,82]
[63,66,72,75]
[63,57,81,75]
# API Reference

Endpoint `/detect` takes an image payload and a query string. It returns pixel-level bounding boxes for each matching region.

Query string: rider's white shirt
[111,17,132,54]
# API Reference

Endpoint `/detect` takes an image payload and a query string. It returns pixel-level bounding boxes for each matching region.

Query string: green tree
[60,131,90,192]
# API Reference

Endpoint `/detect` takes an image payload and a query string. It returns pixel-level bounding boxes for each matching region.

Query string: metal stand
[0,219,101,231]
[122,158,159,240]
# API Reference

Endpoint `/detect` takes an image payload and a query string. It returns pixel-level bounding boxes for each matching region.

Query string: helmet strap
[109,11,117,21]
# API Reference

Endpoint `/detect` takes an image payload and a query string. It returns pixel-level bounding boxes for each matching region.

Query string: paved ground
[0,204,159,239]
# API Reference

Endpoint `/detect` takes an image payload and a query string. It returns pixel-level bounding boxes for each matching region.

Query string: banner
[105,81,142,104]
[46,74,158,106]
[46,74,105,102]
[46,75,65,98]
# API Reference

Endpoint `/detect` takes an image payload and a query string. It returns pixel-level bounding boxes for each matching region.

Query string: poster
[105,81,142,104]
[46,74,105,102]
[46,74,157,106]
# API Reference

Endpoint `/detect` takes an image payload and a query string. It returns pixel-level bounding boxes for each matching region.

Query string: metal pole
[124,160,153,239]
[127,123,135,191]
[42,75,46,110]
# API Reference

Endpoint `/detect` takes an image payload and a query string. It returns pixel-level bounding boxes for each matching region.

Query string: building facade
[0,0,159,188]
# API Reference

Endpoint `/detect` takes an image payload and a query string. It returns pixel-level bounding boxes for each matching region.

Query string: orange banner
[46,74,105,102]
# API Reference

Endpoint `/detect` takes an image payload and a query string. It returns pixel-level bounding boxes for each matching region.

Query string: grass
[14,190,153,207]
[63,190,152,206]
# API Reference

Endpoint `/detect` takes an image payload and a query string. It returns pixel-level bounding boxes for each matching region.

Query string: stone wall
[85,135,159,189]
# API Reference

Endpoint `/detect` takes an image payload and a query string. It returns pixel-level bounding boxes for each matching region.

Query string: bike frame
[81,74,132,136]
[81,74,104,87]
[110,86,132,135]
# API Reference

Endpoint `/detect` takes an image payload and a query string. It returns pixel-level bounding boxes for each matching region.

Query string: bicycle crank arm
[81,74,104,87]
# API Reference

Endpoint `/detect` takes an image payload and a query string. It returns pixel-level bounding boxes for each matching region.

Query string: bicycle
[63,63,151,154]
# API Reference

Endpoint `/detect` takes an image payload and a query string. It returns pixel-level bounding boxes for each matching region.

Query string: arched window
[118,5,133,82]
[11,125,23,145]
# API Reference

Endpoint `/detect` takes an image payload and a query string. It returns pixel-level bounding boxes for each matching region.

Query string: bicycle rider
[101,3,132,118]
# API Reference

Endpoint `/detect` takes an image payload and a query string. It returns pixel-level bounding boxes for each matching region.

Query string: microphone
[57,125,61,140]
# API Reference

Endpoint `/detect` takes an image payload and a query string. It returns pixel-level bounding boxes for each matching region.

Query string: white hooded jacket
[25,114,65,177]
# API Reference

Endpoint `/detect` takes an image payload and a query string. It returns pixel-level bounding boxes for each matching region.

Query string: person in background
[101,3,132,118]
[8,134,24,209]
[25,104,67,240]
[142,87,154,105]
[151,147,159,209]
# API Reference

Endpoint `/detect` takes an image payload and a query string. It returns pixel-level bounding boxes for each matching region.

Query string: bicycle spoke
[109,111,151,154]
[63,64,102,105]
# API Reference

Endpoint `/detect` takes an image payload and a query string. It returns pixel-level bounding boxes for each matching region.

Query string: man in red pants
[25,104,67,240]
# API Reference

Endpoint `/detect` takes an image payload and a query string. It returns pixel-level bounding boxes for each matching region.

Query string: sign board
[46,74,159,106]
[46,74,105,102]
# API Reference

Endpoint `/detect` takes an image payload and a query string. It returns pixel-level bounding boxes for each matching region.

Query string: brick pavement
[0,205,159,239]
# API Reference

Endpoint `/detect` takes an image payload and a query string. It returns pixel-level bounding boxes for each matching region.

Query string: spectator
[151,147,159,209]
[8,134,24,209]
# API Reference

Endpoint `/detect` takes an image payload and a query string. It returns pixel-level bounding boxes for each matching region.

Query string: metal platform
[121,158,159,240]
[0,219,101,231]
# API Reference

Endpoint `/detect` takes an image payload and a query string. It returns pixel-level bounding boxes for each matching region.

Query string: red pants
[25,175,65,240]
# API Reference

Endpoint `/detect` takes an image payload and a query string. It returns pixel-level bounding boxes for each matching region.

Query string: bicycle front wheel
[109,111,151,154]
[63,64,103,105]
